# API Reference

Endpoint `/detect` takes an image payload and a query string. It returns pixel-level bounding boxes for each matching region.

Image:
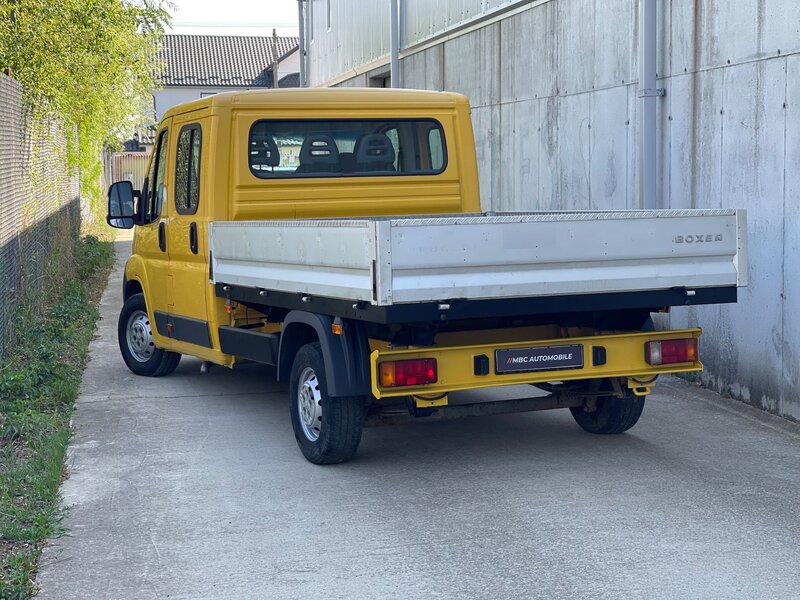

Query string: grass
[0,228,114,599]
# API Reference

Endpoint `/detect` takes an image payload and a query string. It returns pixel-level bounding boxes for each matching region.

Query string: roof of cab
[161,87,470,120]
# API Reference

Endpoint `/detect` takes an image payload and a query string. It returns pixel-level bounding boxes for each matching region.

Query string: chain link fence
[0,73,81,357]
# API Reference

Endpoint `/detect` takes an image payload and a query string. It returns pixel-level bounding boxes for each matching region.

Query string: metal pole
[272,28,280,89]
[639,0,660,209]
[297,0,306,87]
[390,0,400,88]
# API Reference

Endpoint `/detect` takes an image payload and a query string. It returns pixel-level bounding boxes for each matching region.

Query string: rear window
[248,119,447,178]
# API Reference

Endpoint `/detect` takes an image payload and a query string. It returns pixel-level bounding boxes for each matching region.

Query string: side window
[384,128,400,171]
[175,124,202,215]
[143,129,169,224]
[428,127,444,171]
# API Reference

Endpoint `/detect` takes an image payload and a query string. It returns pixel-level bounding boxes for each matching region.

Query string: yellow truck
[106,88,747,464]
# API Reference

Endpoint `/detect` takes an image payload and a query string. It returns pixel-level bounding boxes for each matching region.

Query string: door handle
[189,222,198,255]
[158,221,166,252]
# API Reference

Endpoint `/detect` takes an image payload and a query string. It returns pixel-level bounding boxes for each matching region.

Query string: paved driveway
[37,237,800,599]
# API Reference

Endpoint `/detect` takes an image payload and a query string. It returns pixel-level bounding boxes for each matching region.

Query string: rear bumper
[370,328,702,399]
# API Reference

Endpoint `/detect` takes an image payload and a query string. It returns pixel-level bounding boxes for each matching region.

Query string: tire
[570,393,645,434]
[290,342,365,464]
[118,293,181,377]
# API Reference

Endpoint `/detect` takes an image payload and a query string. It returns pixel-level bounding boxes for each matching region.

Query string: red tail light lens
[645,338,698,365]
[379,359,438,387]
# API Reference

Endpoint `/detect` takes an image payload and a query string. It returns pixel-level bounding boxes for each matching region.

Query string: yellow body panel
[370,329,703,399]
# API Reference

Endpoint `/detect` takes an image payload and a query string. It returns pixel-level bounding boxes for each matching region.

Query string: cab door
[136,123,173,344]
[164,120,211,349]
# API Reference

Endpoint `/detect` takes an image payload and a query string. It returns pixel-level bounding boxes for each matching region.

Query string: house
[153,34,300,121]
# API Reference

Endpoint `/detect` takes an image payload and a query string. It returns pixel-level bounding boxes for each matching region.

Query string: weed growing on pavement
[0,232,114,599]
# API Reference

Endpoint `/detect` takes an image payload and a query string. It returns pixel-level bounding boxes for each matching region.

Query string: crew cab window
[175,124,202,215]
[248,118,447,178]
[142,129,169,224]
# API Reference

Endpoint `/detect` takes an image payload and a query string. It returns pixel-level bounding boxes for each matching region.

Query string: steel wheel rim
[126,309,155,363]
[297,366,322,442]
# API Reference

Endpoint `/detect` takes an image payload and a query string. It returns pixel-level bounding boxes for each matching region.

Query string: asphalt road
[37,235,800,599]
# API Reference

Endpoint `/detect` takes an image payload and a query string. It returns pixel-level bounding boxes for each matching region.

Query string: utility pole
[297,0,306,87]
[390,0,400,88]
[272,28,280,89]
[639,0,663,209]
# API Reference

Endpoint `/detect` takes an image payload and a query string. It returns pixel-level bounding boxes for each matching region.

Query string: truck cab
[107,88,746,464]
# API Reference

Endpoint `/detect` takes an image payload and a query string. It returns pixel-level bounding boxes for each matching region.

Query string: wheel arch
[123,276,144,301]
[277,311,370,397]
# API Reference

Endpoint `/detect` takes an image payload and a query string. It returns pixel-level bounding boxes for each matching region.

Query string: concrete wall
[304,0,800,421]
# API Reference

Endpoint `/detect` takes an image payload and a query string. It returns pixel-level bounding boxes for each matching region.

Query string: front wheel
[290,342,365,464]
[570,393,645,434]
[118,293,181,377]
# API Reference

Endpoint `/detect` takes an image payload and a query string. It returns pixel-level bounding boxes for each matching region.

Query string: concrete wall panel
[709,59,786,410]
[627,84,640,209]
[763,3,800,57]
[593,0,636,89]
[500,2,558,102]
[401,46,443,91]
[590,85,628,209]
[471,105,501,211]
[557,92,591,209]
[538,96,560,209]
[443,23,501,108]
[499,99,540,211]
[781,55,800,419]
[557,0,595,95]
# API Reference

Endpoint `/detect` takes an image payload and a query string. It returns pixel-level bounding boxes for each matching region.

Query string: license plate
[495,344,584,374]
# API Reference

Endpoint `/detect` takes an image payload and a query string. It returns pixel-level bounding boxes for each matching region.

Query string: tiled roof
[161,34,299,87]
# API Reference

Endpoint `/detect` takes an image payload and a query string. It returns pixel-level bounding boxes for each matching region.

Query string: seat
[353,133,396,172]
[249,130,280,172]
[296,134,340,174]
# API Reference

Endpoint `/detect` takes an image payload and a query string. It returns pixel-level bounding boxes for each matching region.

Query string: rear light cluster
[645,338,698,365]
[379,358,437,387]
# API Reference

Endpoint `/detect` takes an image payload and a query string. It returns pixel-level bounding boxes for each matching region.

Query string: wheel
[570,393,645,434]
[118,293,181,377]
[290,342,365,464]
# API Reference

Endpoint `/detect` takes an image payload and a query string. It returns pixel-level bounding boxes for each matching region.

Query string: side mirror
[107,181,139,229]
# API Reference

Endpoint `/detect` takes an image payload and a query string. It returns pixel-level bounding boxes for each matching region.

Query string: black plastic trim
[216,283,738,326]
[277,311,371,397]
[154,311,212,348]
[218,326,279,364]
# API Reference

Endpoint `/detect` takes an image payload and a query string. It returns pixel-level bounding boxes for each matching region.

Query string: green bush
[0,234,114,598]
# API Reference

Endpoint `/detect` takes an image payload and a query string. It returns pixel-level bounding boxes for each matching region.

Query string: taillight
[379,359,438,387]
[645,338,698,365]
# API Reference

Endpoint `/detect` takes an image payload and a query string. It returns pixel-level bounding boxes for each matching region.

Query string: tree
[0,0,170,209]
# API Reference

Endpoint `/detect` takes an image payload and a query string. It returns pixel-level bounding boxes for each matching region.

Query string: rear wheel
[118,293,181,377]
[570,391,645,434]
[290,342,365,464]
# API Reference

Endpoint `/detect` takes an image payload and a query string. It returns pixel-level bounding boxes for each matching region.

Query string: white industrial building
[298,0,800,421]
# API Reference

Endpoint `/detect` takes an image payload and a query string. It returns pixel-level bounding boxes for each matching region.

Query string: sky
[166,0,300,37]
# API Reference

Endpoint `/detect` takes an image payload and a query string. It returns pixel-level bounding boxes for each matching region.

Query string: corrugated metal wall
[0,74,81,356]
[304,0,800,421]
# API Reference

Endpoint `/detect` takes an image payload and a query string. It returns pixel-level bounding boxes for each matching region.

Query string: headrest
[249,131,280,167]
[299,135,340,165]
[354,134,396,166]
